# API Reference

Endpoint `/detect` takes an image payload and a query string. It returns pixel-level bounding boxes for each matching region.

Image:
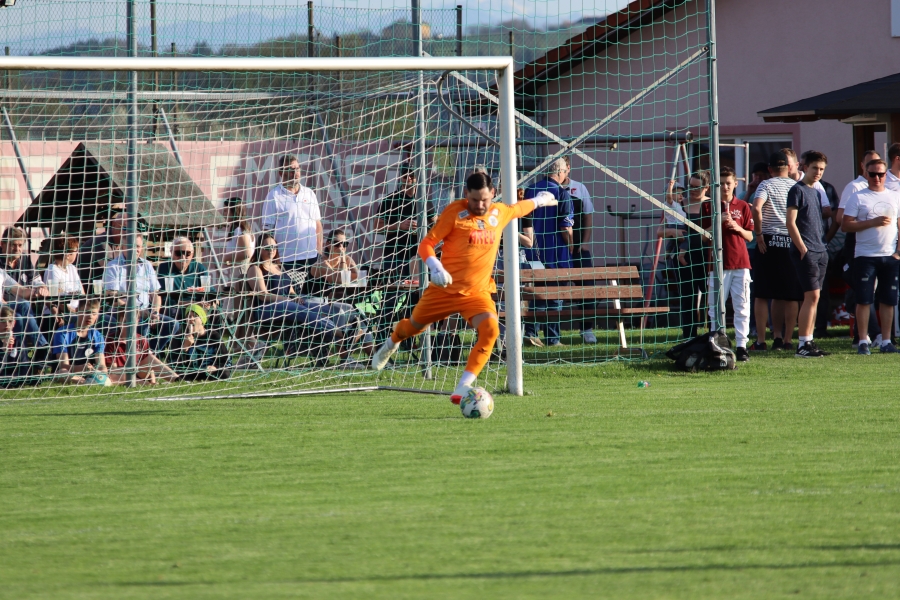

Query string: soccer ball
[459,387,494,419]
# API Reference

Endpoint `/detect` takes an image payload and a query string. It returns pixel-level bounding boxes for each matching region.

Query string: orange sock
[465,317,500,377]
[391,318,425,344]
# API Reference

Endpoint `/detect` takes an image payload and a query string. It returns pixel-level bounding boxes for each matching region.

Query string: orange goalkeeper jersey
[418,198,536,295]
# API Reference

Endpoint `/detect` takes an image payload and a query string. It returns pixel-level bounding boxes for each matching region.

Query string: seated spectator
[1,226,48,301]
[51,299,110,385]
[166,304,231,380]
[107,308,179,385]
[245,232,341,364]
[0,235,48,352]
[310,229,376,365]
[78,212,125,285]
[43,235,85,327]
[156,236,214,315]
[102,234,180,353]
[0,305,43,387]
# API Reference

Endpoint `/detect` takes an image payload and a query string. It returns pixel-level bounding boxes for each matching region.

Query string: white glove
[533,191,559,208]
[425,256,453,288]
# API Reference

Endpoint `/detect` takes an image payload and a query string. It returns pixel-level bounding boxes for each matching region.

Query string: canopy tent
[18,141,224,235]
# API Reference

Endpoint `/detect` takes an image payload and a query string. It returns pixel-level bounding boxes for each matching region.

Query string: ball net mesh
[0,0,718,400]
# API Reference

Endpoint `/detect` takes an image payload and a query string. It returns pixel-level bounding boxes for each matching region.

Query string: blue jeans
[254,300,338,343]
[524,300,562,345]
[9,300,48,347]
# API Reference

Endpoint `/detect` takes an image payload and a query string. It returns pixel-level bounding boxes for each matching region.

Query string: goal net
[0,55,524,401]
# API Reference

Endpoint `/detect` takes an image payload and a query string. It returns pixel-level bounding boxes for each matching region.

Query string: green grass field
[2,333,899,599]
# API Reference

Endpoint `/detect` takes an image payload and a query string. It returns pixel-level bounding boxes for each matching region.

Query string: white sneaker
[370,340,398,371]
[582,331,597,344]
[450,382,473,405]
[874,334,883,346]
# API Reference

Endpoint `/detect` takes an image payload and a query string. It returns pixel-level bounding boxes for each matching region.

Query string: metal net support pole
[125,0,139,386]
[498,62,522,396]
[706,0,725,330]
[412,0,432,380]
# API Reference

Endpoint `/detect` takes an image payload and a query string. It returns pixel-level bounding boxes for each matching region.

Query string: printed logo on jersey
[477,219,485,230]
[491,208,499,216]
[488,216,499,227]
[458,210,469,219]
[468,229,496,246]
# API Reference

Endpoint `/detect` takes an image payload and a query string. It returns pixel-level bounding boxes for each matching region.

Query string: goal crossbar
[0,56,513,73]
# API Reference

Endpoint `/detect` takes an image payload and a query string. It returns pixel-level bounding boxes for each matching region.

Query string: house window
[893,0,900,36]
[691,136,793,198]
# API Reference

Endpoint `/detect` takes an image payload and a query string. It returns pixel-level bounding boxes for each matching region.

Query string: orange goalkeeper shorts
[410,287,497,326]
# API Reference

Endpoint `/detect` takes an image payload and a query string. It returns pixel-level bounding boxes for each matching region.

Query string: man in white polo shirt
[886,143,900,192]
[841,158,900,355]
[262,154,323,281]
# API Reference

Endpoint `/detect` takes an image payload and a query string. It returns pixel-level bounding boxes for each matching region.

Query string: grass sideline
[1,333,899,598]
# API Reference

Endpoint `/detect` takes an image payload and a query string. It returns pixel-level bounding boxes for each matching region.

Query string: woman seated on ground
[51,298,113,385]
[107,308,179,385]
[309,229,375,363]
[43,235,85,328]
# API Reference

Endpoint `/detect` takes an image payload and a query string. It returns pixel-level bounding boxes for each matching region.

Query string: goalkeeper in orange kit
[371,171,559,403]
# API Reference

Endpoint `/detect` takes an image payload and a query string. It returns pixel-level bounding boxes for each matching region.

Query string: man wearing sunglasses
[157,237,212,317]
[262,154,323,287]
[841,158,900,354]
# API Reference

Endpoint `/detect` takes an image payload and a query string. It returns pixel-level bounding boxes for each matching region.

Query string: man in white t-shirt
[262,154,323,280]
[841,158,900,355]
[831,150,883,346]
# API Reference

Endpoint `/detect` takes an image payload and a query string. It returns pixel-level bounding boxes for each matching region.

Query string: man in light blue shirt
[103,235,180,352]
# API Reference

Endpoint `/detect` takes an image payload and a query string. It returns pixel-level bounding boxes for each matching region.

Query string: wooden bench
[498,266,669,355]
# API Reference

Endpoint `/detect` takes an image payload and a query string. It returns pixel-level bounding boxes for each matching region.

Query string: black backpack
[666,329,736,372]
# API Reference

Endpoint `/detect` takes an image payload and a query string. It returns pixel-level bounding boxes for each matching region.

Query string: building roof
[19,142,224,233]
[758,73,900,123]
[514,0,678,97]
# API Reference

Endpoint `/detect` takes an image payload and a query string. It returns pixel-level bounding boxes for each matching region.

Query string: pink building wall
[534,0,900,261]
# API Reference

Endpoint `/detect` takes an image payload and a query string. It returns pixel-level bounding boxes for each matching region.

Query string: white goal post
[0,56,524,397]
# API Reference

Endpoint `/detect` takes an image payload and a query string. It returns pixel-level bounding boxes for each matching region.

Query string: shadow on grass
[108,557,900,587]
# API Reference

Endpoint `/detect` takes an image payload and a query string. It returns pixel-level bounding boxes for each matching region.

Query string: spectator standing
[800,151,841,338]
[786,151,830,358]
[675,170,711,340]
[831,150,883,347]
[743,162,771,202]
[562,156,597,344]
[886,143,900,192]
[262,154,323,282]
[103,234,180,353]
[751,151,804,351]
[704,167,753,361]
[743,162,770,339]
[841,159,900,354]
[523,158,575,347]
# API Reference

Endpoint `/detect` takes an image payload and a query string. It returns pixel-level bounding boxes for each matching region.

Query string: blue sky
[0,0,632,53]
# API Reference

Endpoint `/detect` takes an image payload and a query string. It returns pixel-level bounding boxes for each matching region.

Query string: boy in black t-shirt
[786,151,830,358]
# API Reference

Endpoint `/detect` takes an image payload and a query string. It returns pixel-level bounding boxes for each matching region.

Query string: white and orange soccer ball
[459,387,494,419]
